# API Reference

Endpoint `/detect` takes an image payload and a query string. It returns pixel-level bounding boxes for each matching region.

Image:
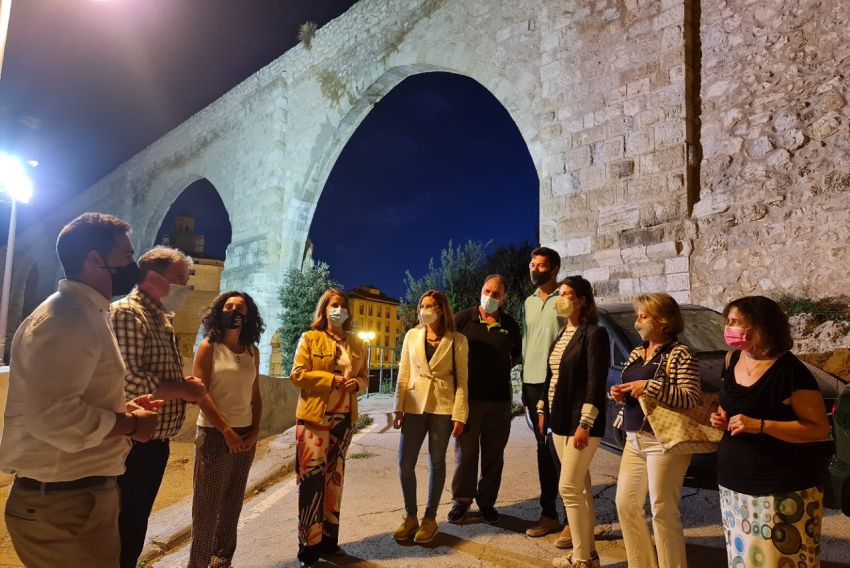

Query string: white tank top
[197,343,256,428]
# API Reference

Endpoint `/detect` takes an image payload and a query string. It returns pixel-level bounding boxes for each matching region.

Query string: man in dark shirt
[448,274,522,524]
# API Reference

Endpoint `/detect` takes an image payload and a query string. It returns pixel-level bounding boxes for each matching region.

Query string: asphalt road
[154,396,850,567]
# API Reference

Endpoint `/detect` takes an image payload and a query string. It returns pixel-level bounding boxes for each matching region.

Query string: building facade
[348,285,402,367]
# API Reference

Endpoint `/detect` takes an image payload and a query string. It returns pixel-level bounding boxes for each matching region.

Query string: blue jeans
[398,412,453,519]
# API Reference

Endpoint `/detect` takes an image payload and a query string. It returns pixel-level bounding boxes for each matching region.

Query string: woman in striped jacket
[609,293,700,568]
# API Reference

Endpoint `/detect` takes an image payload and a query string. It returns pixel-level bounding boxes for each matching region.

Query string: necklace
[742,354,770,377]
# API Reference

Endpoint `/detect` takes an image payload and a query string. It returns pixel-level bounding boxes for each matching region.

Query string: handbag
[638,349,722,454]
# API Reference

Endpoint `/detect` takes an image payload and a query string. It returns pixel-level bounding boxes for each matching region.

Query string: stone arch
[298,64,542,245]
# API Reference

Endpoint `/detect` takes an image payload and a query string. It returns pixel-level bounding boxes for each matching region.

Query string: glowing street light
[357,330,376,343]
[0,152,34,363]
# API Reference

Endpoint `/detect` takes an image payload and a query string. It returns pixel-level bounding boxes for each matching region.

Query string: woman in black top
[537,276,609,568]
[710,296,829,568]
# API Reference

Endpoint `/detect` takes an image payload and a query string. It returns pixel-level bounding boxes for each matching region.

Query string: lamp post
[357,330,375,395]
[0,0,13,79]
[0,152,33,364]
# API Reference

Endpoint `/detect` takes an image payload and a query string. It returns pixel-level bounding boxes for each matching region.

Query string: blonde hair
[311,288,351,331]
[633,293,684,336]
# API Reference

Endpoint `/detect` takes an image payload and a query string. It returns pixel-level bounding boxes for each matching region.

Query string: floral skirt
[719,484,822,568]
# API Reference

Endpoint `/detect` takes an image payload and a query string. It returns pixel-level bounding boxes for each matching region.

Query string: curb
[140,395,395,563]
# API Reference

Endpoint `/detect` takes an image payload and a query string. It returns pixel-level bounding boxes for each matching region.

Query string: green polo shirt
[521,289,561,384]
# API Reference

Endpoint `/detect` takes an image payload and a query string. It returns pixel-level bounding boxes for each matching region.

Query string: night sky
[1,1,538,299]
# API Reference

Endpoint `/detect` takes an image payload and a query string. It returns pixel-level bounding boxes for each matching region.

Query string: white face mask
[480,294,500,315]
[635,321,655,341]
[419,308,439,326]
[161,284,189,312]
[555,296,575,318]
[328,306,348,327]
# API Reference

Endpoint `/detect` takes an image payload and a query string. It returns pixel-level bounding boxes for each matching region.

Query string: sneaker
[554,524,572,549]
[413,517,438,544]
[393,515,419,541]
[479,506,500,525]
[447,504,469,524]
[526,515,560,537]
[551,552,601,568]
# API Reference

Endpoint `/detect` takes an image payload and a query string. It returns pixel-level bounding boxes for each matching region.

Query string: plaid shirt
[111,288,186,439]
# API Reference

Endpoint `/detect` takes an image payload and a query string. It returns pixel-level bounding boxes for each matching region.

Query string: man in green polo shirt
[522,246,566,542]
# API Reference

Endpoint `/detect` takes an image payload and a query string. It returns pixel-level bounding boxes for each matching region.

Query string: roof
[347,285,400,305]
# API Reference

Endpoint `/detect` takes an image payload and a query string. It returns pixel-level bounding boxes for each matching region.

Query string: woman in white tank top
[188,291,265,568]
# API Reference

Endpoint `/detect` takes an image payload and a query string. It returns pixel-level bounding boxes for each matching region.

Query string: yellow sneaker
[414,517,438,544]
[393,515,419,541]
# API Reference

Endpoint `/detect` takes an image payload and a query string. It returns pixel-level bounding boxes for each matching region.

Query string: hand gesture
[130,410,159,442]
[392,412,403,429]
[127,394,165,413]
[619,380,648,399]
[610,384,625,403]
[573,426,590,449]
[241,427,259,449]
[182,377,207,403]
[710,406,729,431]
[342,378,359,392]
[728,414,758,436]
[451,420,464,437]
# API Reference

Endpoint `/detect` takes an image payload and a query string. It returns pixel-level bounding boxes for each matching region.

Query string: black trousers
[117,438,170,568]
[451,400,513,509]
[522,383,561,520]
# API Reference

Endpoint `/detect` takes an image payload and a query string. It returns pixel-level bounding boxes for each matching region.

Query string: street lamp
[0,152,33,364]
[357,330,376,396]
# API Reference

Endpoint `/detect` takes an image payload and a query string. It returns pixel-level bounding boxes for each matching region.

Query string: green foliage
[277,262,342,373]
[776,294,850,323]
[298,21,317,49]
[353,412,374,433]
[400,239,535,333]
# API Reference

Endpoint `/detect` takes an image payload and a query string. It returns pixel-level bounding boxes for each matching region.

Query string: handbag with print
[638,351,722,454]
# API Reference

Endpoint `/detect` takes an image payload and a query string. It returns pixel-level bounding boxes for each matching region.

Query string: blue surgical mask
[480,294,500,315]
[328,307,348,327]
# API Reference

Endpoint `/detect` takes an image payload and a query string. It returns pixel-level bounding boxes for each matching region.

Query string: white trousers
[551,433,601,562]
[614,432,691,568]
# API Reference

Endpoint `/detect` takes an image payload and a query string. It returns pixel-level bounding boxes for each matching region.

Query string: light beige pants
[551,433,601,562]
[5,478,120,568]
[615,432,691,568]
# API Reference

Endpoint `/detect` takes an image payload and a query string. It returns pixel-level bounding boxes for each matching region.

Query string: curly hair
[201,290,265,346]
[722,295,792,357]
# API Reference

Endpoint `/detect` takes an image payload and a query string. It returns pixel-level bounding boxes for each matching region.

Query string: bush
[776,294,850,324]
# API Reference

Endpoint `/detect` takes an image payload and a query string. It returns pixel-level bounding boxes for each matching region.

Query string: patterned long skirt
[296,413,353,564]
[719,484,822,568]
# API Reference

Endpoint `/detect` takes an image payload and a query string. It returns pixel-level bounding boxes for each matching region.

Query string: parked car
[829,387,850,515]
[596,303,843,494]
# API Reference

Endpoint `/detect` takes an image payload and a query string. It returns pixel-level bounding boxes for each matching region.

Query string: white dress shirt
[0,279,131,481]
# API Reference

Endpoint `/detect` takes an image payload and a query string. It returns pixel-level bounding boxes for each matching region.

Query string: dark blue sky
[1,1,538,299]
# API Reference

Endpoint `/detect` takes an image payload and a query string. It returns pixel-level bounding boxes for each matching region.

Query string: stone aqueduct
[3,0,849,371]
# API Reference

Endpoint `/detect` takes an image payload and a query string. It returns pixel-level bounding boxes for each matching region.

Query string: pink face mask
[724,326,752,351]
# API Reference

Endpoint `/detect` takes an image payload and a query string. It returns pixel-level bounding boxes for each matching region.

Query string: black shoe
[479,506,500,524]
[447,504,469,524]
[319,543,345,557]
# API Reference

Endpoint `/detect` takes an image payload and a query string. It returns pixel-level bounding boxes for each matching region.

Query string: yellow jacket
[290,329,368,425]
[394,327,468,423]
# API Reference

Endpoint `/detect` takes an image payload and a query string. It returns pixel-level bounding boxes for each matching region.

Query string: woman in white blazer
[392,289,468,545]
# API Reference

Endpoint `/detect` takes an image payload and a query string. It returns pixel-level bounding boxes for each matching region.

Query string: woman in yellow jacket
[392,289,469,544]
[290,288,368,568]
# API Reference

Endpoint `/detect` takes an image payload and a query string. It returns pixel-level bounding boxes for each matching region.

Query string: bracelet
[759,418,765,435]
[127,413,139,437]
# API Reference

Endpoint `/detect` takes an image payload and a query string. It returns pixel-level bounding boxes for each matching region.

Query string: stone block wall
[691,0,850,307]
[538,0,697,303]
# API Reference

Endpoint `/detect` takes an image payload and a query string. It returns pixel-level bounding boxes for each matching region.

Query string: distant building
[160,213,224,356]
[347,285,402,367]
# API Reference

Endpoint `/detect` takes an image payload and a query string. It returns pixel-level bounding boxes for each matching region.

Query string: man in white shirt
[0,212,161,567]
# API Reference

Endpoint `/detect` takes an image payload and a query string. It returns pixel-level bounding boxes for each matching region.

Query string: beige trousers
[4,478,120,568]
[615,432,691,568]
[551,433,601,562]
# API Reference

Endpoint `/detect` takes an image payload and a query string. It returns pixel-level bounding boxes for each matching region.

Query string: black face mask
[223,311,245,329]
[106,261,140,297]
[530,270,551,287]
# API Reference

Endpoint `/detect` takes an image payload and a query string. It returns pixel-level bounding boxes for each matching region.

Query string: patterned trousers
[188,426,256,568]
[296,413,353,565]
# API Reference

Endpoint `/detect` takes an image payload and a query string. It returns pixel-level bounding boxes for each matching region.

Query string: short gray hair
[138,246,193,280]
[483,273,508,294]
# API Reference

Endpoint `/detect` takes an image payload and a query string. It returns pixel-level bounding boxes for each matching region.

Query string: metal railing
[364,345,400,396]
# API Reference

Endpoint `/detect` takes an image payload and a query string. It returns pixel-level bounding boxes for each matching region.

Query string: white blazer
[394,327,469,423]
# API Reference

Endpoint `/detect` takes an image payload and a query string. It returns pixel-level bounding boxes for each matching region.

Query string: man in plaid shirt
[111,246,206,568]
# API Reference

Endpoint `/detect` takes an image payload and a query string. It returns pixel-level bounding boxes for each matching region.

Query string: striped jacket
[613,341,701,429]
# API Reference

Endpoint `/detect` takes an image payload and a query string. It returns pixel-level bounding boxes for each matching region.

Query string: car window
[605,308,729,354]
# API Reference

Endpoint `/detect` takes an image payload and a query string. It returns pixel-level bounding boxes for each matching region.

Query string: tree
[277,261,341,373]
[400,239,534,332]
